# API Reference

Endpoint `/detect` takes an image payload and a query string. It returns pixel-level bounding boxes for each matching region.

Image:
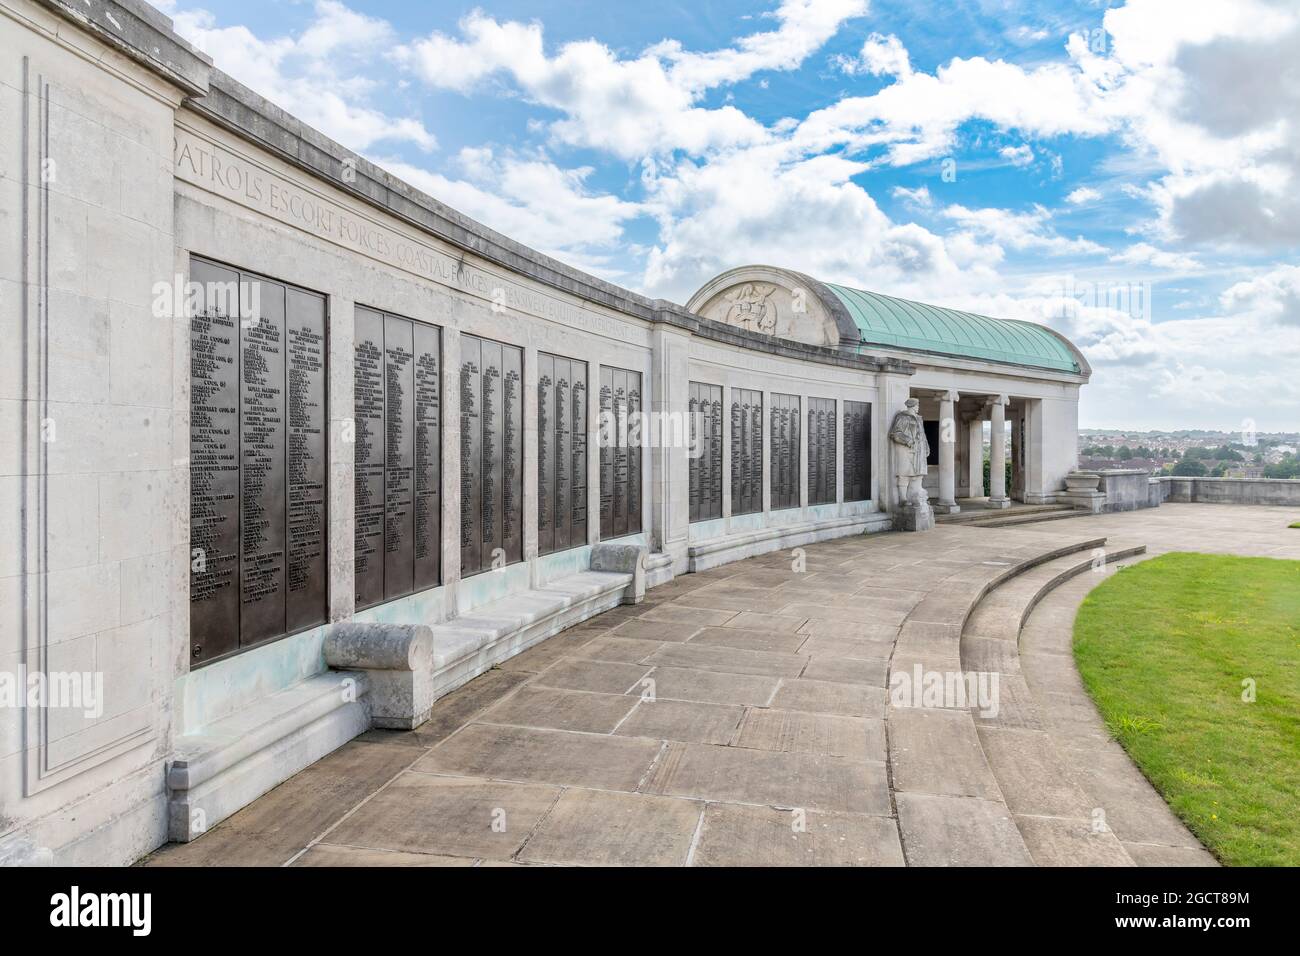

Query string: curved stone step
[956,545,1147,865]
[1016,564,1218,866]
[886,533,1109,866]
[973,508,1092,528]
[935,503,1076,525]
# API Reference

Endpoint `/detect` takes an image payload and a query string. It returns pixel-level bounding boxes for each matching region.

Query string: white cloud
[1066,187,1102,204]
[891,185,932,209]
[1219,264,1300,325]
[1109,242,1201,271]
[834,32,911,78]
[941,204,1105,256]
[171,1,436,151]
[640,147,993,302]
[398,0,868,159]
[1000,144,1034,167]
[375,149,643,278]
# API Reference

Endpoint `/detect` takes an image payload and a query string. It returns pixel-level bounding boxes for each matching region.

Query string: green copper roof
[825,283,1080,373]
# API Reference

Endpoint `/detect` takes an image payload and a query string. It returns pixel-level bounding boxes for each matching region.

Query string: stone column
[935,389,959,514]
[988,394,1011,508]
[966,413,984,498]
[649,323,692,574]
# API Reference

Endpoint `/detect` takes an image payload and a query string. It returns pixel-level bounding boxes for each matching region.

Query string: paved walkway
[143,503,1300,866]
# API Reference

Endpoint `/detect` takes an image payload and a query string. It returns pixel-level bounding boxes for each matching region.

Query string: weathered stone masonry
[0,0,1089,864]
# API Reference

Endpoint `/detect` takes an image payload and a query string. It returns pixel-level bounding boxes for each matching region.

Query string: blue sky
[155,0,1300,431]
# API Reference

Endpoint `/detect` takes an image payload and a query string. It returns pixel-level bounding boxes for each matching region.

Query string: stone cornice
[35,0,212,96]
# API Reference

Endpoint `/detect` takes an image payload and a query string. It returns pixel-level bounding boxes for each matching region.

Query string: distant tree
[982,453,1013,496]
[1172,459,1208,477]
[1263,455,1300,479]
[1184,447,1211,460]
[1117,445,1134,460]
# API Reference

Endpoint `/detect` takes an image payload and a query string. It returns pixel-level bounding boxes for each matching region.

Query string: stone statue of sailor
[889,398,933,530]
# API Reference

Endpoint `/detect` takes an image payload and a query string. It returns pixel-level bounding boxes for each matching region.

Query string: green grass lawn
[1074,552,1300,866]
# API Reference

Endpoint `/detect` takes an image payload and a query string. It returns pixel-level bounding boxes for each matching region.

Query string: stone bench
[326,543,648,729]
[167,671,370,842]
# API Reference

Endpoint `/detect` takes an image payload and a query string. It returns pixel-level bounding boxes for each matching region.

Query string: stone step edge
[1013,544,1148,641]
[959,546,1149,867]
[970,509,1093,529]
[934,535,1111,634]
[935,503,1077,524]
[884,536,1110,867]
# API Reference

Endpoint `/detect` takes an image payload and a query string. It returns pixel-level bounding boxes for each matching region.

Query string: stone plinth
[893,501,935,532]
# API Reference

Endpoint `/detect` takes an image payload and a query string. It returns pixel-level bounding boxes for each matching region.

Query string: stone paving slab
[294,844,479,866]
[644,641,807,678]
[734,708,885,761]
[641,604,737,627]
[146,508,1299,866]
[895,792,1033,866]
[570,635,666,663]
[800,656,888,686]
[518,790,702,866]
[723,610,810,633]
[533,658,654,695]
[415,724,663,792]
[642,741,891,815]
[771,678,886,718]
[644,665,780,706]
[608,618,703,642]
[688,625,809,654]
[975,726,1096,818]
[889,708,1003,800]
[1013,815,1134,867]
[479,685,639,734]
[324,773,561,860]
[692,803,904,867]
[613,699,745,745]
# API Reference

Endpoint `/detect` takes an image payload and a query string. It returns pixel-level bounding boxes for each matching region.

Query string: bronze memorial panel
[843,400,872,503]
[539,352,589,555]
[460,333,523,575]
[599,366,642,538]
[769,392,801,510]
[808,396,837,506]
[189,257,327,664]
[730,388,763,516]
[689,382,723,522]
[353,308,442,610]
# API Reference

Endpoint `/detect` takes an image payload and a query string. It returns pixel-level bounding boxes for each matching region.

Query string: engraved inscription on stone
[808,396,837,506]
[502,344,523,564]
[353,309,386,609]
[599,366,641,538]
[285,288,327,633]
[730,388,762,516]
[459,335,481,574]
[353,309,441,610]
[769,392,801,511]
[460,333,523,575]
[413,322,442,590]
[189,258,242,660]
[189,257,327,662]
[538,352,589,555]
[689,382,723,522]
[843,400,872,503]
[384,316,415,599]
